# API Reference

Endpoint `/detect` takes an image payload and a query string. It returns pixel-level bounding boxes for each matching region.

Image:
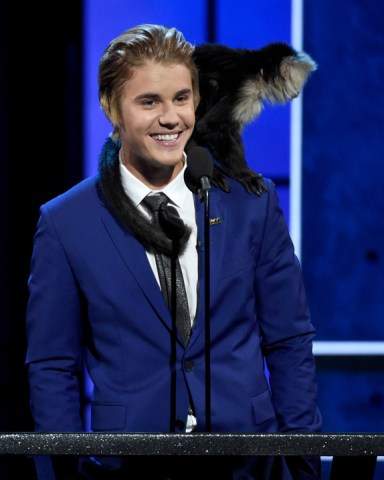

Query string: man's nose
[158,103,179,127]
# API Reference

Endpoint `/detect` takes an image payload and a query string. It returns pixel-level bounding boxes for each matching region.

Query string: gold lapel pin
[209,217,222,225]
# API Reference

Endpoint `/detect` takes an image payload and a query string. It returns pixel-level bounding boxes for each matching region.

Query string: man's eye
[176,95,188,104]
[142,99,156,107]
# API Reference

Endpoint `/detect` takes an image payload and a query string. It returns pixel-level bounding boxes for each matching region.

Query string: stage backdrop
[302,0,384,435]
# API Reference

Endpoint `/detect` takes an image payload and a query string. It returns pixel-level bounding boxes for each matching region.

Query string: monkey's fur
[188,42,317,195]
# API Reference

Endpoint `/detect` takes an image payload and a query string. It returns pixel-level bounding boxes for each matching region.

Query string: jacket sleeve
[254,180,322,478]
[25,204,84,433]
[254,179,321,431]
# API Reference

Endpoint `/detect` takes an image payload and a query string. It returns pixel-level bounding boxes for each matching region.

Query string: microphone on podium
[184,145,213,431]
[184,146,213,198]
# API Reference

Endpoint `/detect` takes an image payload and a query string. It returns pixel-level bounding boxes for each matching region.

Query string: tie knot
[142,192,168,213]
[142,192,185,243]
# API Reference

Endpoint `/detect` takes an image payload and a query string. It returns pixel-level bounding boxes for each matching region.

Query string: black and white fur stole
[97,137,191,256]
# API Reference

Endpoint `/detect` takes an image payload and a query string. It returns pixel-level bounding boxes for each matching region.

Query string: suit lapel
[101,210,171,323]
[192,190,225,342]
[196,191,225,288]
[99,187,226,345]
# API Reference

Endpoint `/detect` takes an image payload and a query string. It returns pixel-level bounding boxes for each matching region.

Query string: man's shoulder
[217,175,273,201]
[44,175,100,211]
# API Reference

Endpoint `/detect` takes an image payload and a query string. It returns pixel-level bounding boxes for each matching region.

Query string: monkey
[188,42,317,195]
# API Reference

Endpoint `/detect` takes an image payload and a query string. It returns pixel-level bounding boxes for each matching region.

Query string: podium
[0,432,381,479]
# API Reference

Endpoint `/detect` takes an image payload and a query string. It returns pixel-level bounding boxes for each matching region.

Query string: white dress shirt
[119,152,198,432]
[119,152,198,323]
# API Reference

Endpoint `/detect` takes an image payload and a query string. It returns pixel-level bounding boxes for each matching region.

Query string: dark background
[1,2,83,477]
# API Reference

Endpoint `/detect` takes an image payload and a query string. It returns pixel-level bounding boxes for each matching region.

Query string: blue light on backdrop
[83,0,207,179]
[83,0,293,224]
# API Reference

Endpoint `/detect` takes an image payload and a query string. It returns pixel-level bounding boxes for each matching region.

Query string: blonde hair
[98,24,200,139]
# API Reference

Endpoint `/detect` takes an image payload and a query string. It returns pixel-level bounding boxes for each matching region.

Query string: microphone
[185,146,213,430]
[184,146,213,195]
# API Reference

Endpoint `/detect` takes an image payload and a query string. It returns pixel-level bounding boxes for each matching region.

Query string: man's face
[119,60,196,187]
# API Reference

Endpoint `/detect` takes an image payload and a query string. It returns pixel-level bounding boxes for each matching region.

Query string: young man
[26,24,322,479]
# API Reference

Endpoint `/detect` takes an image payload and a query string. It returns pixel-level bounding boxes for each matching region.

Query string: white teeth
[152,134,178,141]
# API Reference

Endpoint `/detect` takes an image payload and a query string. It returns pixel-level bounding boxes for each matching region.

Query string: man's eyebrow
[135,88,192,101]
[135,93,161,101]
[175,88,193,96]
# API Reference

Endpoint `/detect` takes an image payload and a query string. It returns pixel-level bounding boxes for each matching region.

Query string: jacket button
[184,359,195,371]
[175,419,185,430]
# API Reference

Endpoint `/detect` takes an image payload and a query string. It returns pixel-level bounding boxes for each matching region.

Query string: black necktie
[142,193,191,347]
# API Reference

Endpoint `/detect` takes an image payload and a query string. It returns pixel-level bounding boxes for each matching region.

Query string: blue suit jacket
[26,173,321,475]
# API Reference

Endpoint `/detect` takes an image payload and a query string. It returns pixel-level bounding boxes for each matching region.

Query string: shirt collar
[119,151,189,209]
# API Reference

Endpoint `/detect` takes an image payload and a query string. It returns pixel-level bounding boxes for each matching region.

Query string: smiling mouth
[151,133,180,142]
